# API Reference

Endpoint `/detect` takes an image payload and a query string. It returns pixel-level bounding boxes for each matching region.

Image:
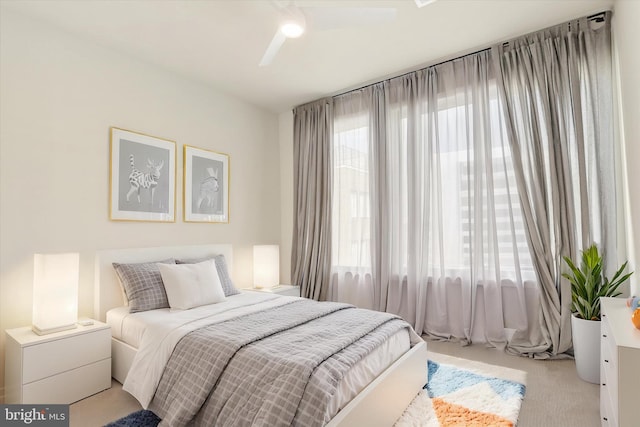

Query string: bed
[95,244,427,427]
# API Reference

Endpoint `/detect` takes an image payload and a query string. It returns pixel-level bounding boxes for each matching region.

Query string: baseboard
[0,385,5,404]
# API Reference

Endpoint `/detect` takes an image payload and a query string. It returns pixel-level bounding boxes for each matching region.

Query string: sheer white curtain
[330,88,376,308]
[494,13,617,356]
[329,51,537,347]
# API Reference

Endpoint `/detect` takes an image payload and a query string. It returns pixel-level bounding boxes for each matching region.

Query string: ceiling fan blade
[301,7,396,31]
[259,30,287,67]
[414,0,438,7]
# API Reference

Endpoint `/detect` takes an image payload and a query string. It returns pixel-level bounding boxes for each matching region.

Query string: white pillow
[158,259,226,309]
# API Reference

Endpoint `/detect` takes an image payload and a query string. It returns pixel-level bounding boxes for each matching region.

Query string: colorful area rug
[396,356,527,427]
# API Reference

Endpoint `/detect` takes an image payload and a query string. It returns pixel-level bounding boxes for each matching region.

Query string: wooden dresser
[599,297,640,426]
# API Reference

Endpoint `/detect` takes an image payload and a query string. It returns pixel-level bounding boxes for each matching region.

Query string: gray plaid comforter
[148,299,413,427]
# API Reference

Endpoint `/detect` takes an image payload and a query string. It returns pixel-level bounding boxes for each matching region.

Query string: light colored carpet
[396,354,526,426]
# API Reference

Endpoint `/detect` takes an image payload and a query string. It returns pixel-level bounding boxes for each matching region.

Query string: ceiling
[3,0,614,113]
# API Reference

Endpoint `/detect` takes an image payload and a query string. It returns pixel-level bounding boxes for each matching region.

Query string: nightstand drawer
[23,328,110,383]
[23,358,111,404]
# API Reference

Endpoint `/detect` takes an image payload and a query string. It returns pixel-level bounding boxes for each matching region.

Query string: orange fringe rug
[396,359,526,427]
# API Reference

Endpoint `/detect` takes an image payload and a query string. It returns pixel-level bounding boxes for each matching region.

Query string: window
[331,82,535,282]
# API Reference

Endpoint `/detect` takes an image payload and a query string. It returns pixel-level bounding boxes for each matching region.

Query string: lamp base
[32,323,77,336]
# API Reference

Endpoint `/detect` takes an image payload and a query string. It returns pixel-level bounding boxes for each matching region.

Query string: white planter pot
[571,314,600,384]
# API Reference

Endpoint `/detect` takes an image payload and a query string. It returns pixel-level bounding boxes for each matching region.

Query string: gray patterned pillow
[112,259,176,312]
[176,255,239,296]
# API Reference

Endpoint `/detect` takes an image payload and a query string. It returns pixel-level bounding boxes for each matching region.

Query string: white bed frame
[95,244,427,427]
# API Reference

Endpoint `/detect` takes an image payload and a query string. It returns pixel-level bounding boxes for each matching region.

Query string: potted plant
[563,244,633,383]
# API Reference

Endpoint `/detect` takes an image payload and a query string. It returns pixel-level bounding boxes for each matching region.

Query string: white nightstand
[248,284,300,297]
[5,319,111,404]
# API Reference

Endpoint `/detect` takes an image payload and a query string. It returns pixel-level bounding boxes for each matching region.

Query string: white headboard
[94,244,233,321]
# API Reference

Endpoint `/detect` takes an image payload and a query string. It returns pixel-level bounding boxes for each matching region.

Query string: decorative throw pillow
[158,259,226,310]
[176,254,240,296]
[112,259,175,313]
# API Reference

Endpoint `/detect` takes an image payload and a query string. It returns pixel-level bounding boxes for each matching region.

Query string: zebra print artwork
[126,154,164,205]
[197,167,219,211]
[184,146,228,223]
[110,127,175,221]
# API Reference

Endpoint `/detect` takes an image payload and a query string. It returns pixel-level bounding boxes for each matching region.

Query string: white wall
[613,0,640,296]
[0,9,281,399]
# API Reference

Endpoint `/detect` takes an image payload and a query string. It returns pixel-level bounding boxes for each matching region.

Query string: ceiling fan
[259,0,439,67]
[414,0,438,7]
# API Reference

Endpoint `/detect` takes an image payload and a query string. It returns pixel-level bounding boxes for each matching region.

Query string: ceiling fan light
[280,22,305,38]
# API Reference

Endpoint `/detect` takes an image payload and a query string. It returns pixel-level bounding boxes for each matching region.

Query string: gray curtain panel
[494,12,616,358]
[292,99,334,301]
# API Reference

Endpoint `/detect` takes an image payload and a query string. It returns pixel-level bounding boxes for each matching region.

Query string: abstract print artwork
[110,127,176,222]
[183,145,229,223]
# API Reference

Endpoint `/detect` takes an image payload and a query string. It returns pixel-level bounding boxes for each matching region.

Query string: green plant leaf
[563,243,633,321]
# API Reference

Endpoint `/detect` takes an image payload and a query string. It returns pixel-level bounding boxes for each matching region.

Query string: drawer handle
[604,359,609,363]
[602,334,607,337]
[602,383,606,386]
[603,417,608,421]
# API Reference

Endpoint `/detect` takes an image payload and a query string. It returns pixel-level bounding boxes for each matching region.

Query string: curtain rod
[330,47,491,100]
[322,10,609,104]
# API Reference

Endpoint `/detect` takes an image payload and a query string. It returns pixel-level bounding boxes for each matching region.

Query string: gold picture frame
[109,127,176,222]
[183,145,230,223]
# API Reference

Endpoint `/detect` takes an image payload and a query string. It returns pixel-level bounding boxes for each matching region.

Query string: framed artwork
[109,127,176,222]
[184,145,230,223]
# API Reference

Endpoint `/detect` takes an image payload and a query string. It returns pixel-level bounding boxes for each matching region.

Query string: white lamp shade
[253,245,279,289]
[32,253,79,335]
